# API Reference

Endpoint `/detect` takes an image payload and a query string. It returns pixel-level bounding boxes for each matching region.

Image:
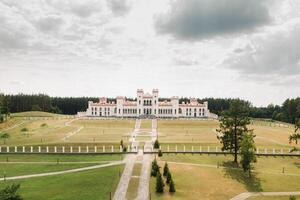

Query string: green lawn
[149,155,300,200]
[0,154,123,162]
[140,119,152,129]
[0,165,123,200]
[11,111,69,118]
[126,163,142,200]
[0,163,98,177]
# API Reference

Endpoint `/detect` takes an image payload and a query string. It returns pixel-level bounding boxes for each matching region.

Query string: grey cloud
[35,16,64,32]
[107,0,130,16]
[225,26,300,76]
[155,0,271,40]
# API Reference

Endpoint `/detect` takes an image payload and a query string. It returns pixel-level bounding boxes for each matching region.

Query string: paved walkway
[113,119,140,200]
[135,119,156,200]
[230,191,300,200]
[0,161,124,181]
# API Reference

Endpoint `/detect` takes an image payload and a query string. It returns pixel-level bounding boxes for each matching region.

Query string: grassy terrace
[0,165,124,200]
[150,155,300,200]
[157,119,295,149]
[0,116,135,145]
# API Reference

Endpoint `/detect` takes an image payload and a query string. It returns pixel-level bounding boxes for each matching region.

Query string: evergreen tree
[169,178,176,193]
[154,139,160,149]
[0,184,23,200]
[151,159,159,177]
[156,171,164,193]
[217,100,252,163]
[240,133,257,177]
[289,118,300,145]
[163,162,169,177]
[158,150,163,157]
[166,171,172,184]
[289,195,296,200]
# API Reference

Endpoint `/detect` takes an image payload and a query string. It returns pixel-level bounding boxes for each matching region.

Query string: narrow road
[230,191,300,200]
[0,161,124,181]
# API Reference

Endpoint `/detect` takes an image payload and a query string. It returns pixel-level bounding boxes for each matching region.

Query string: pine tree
[163,162,169,177]
[169,178,176,193]
[156,172,164,193]
[166,171,172,184]
[158,150,163,157]
[154,139,160,149]
[151,159,159,177]
[217,100,252,163]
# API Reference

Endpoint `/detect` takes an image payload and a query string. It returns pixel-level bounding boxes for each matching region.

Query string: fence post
[86,146,89,153]
[38,146,41,153]
[103,146,105,153]
[184,146,186,152]
[46,146,49,153]
[167,145,169,152]
[200,146,202,152]
[54,146,57,153]
[265,148,267,154]
[175,145,178,152]
[215,146,218,152]
[281,148,283,154]
[192,146,194,152]
[95,146,97,153]
[111,146,114,153]
[15,146,17,153]
[78,146,81,153]
[256,148,259,154]
[62,146,65,153]
[30,146,33,153]
[23,146,25,153]
[207,146,210,152]
[70,146,73,153]
[120,145,122,152]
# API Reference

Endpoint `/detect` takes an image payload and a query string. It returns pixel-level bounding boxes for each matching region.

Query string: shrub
[289,196,296,200]
[154,139,160,149]
[20,128,28,132]
[156,172,164,193]
[158,150,163,157]
[163,162,169,177]
[169,178,176,193]
[40,123,47,127]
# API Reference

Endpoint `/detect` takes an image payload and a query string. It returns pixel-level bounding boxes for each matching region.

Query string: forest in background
[0,93,299,124]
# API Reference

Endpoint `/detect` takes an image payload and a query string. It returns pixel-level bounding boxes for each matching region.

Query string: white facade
[85,89,213,118]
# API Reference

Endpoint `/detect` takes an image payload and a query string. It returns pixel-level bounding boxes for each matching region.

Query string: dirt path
[230,191,300,200]
[0,161,124,181]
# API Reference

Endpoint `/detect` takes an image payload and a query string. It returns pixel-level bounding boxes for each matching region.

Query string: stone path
[0,161,124,181]
[135,119,156,200]
[113,119,140,200]
[230,191,300,200]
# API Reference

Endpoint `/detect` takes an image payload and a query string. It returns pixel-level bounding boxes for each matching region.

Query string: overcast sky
[0,0,299,106]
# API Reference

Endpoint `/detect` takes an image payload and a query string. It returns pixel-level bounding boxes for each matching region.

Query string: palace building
[80,89,216,118]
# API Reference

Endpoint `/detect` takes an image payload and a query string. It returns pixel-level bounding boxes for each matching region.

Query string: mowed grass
[126,163,142,200]
[65,119,135,143]
[0,117,135,145]
[0,165,123,200]
[150,155,300,200]
[140,119,152,129]
[0,154,123,162]
[157,119,295,148]
[0,163,99,177]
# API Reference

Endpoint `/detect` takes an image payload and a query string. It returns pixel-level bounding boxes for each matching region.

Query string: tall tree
[240,133,257,177]
[289,118,300,145]
[0,133,10,144]
[217,99,252,163]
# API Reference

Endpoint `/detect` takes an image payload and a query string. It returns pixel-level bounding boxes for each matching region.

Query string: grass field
[157,119,295,148]
[0,165,123,200]
[0,163,98,177]
[0,154,123,162]
[149,155,300,200]
[140,119,152,129]
[11,111,69,118]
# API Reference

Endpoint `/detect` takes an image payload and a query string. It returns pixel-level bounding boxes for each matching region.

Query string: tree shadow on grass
[294,162,300,169]
[222,161,263,192]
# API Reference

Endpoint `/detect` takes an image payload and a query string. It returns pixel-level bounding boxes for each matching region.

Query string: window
[139,100,141,104]
[119,109,121,114]
[179,108,182,114]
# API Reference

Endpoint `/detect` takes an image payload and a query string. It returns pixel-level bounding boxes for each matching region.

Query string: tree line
[0,93,299,123]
